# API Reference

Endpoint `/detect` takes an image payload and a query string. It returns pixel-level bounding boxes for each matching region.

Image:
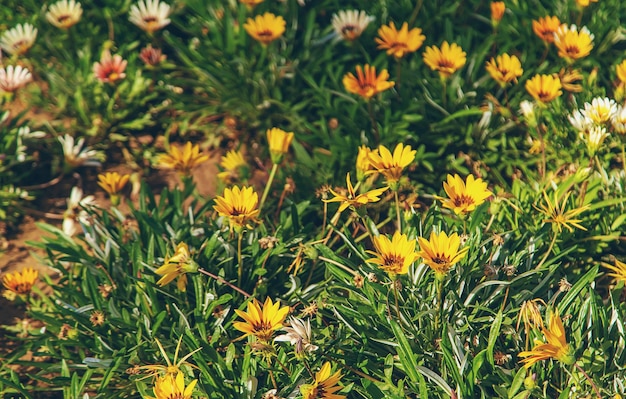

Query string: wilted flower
[440,174,492,216]
[485,53,523,86]
[518,310,575,368]
[536,190,590,234]
[554,24,594,62]
[234,297,290,342]
[331,10,374,42]
[93,50,128,84]
[0,65,32,93]
[97,172,130,205]
[2,268,38,295]
[147,372,197,399]
[157,142,209,176]
[532,16,561,44]
[155,242,198,292]
[423,41,466,79]
[490,2,505,25]
[342,64,394,100]
[243,13,286,45]
[140,44,166,66]
[517,298,545,341]
[0,23,37,55]
[267,128,294,164]
[58,135,103,170]
[46,0,83,29]
[89,310,105,327]
[213,186,260,231]
[275,317,318,354]
[525,74,562,104]
[375,21,425,59]
[129,0,171,33]
[218,150,247,183]
[558,68,583,93]
[367,143,416,188]
[417,231,468,279]
[300,362,345,399]
[324,173,387,213]
[582,125,609,156]
[367,231,419,276]
[63,186,97,236]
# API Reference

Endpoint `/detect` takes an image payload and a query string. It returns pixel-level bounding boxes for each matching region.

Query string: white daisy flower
[129,0,171,33]
[0,23,37,55]
[568,109,593,133]
[0,65,32,92]
[58,135,103,169]
[332,10,374,41]
[274,317,318,354]
[46,0,83,29]
[63,187,97,237]
[582,97,617,125]
[611,105,626,134]
[581,125,609,157]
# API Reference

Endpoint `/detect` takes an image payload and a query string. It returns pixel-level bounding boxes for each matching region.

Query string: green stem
[573,363,601,399]
[394,190,401,231]
[536,233,557,270]
[434,276,445,333]
[198,268,250,297]
[367,100,381,143]
[395,59,402,93]
[237,232,244,286]
[259,163,279,212]
[393,280,402,321]
[408,0,424,26]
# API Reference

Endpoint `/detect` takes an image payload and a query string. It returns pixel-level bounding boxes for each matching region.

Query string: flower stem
[259,163,279,212]
[536,232,557,270]
[392,280,402,321]
[434,277,445,333]
[237,232,244,286]
[198,268,250,297]
[408,0,424,26]
[394,190,402,231]
[367,100,381,143]
[573,363,601,399]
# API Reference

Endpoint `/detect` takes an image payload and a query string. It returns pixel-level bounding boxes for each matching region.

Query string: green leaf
[487,311,503,366]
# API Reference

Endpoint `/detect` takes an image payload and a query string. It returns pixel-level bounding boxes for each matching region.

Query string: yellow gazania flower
[140,336,202,378]
[342,64,395,100]
[605,259,626,285]
[233,297,290,342]
[218,150,247,183]
[553,24,594,62]
[367,231,419,276]
[536,190,590,234]
[485,54,523,86]
[375,21,426,59]
[518,310,575,368]
[155,242,198,292]
[97,172,130,205]
[300,362,346,399]
[417,231,468,279]
[367,143,416,188]
[243,13,286,45]
[267,128,294,164]
[158,142,209,176]
[355,145,374,181]
[239,0,264,8]
[440,174,492,216]
[324,173,387,213]
[517,299,545,333]
[2,267,39,295]
[213,185,260,231]
[525,74,562,104]
[576,0,597,7]
[490,2,505,24]
[422,41,467,80]
[147,372,197,399]
[532,16,561,44]
[615,60,626,85]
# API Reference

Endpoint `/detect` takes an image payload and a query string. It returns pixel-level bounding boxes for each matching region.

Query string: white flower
[63,186,96,236]
[568,109,593,133]
[0,23,37,55]
[331,10,374,41]
[46,0,83,29]
[611,105,626,134]
[581,125,609,157]
[0,65,32,92]
[582,97,617,125]
[129,0,171,33]
[58,135,103,169]
[519,100,537,128]
[274,317,318,354]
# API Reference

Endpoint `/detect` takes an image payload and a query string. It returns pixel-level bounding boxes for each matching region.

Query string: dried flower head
[89,310,106,327]
[274,317,318,354]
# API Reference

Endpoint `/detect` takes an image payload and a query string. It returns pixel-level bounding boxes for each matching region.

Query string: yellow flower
[604,259,626,285]
[140,336,201,378]
[213,186,260,231]
[525,74,562,104]
[422,41,466,79]
[239,0,264,8]
[267,128,294,164]
[300,362,345,399]
[243,13,285,45]
[518,310,575,368]
[532,16,561,43]
[490,2,505,24]
[234,297,290,342]
[375,21,425,59]
[576,0,597,7]
[218,150,247,183]
[155,243,198,292]
[158,142,209,176]
[355,145,374,181]
[440,174,492,215]
[616,60,626,85]
[485,53,523,86]
[367,231,419,276]
[2,267,38,295]
[97,172,130,205]
[517,299,545,332]
[147,372,197,399]
[324,173,387,213]
[342,64,395,100]
[417,231,468,279]
[367,143,416,188]
[536,190,590,234]
[553,24,594,62]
